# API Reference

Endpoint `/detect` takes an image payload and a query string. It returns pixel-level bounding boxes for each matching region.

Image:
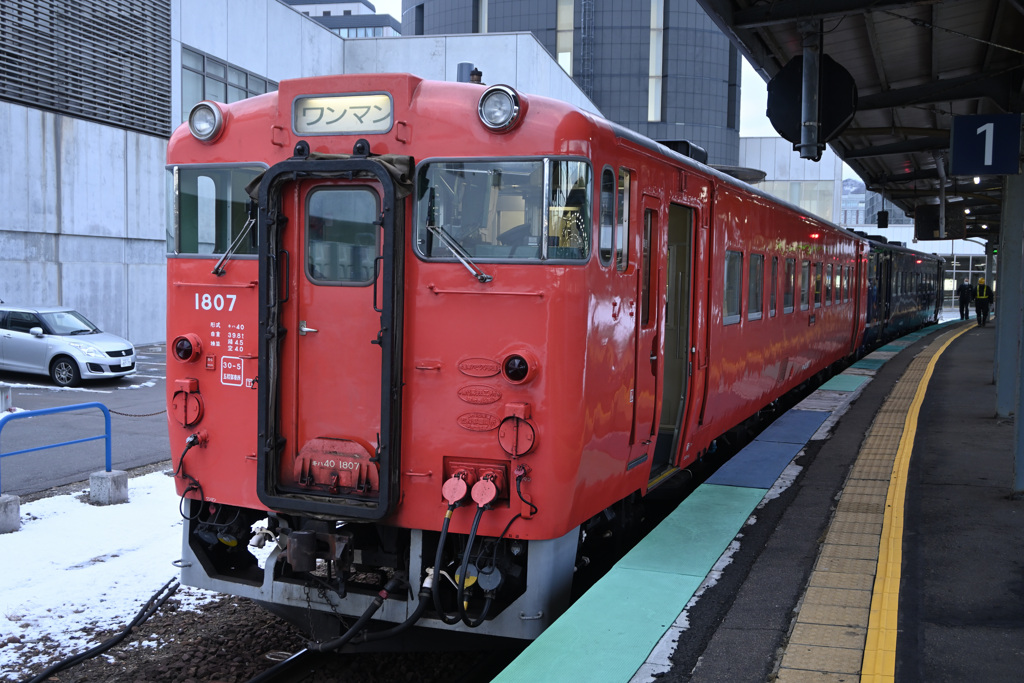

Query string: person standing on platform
[975,277,993,327]
[956,277,974,320]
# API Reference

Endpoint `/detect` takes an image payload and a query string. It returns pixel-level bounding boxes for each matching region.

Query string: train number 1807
[195,293,237,312]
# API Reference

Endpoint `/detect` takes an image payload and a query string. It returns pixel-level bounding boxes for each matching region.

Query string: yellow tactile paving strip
[776,324,974,683]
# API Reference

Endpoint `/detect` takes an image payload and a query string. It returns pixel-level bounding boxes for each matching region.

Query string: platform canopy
[697,0,1024,243]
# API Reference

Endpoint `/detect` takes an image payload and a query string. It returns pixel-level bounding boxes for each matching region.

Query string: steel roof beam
[843,136,949,158]
[733,0,940,29]
[857,72,1019,111]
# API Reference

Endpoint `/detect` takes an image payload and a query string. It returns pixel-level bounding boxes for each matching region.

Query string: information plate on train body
[293,94,393,135]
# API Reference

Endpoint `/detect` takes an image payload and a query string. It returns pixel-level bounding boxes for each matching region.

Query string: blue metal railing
[0,402,112,493]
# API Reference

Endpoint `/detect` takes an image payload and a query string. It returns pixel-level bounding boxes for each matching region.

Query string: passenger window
[784,258,795,313]
[824,264,833,305]
[748,253,764,321]
[724,250,742,325]
[770,256,778,317]
[599,168,614,266]
[800,260,810,311]
[307,187,379,285]
[813,262,823,308]
[616,168,631,272]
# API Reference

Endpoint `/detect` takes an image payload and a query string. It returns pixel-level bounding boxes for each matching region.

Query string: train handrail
[0,402,112,494]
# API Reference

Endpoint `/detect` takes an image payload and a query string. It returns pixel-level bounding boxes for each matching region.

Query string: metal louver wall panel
[0,0,171,137]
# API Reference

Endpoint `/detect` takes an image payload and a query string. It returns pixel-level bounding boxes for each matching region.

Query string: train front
[166,74,622,644]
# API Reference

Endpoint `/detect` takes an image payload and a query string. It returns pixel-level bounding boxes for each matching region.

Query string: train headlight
[188,101,225,142]
[478,85,523,132]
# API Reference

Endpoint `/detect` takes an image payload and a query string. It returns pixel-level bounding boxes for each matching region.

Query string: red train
[165,73,941,644]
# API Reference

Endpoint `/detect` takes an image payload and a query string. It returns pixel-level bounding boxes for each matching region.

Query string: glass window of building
[556,0,574,74]
[181,47,277,123]
[648,0,665,122]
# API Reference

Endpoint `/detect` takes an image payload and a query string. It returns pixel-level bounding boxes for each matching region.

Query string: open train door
[629,198,663,467]
[254,149,410,519]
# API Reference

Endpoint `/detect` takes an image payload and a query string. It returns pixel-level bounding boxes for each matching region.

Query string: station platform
[496,317,1024,682]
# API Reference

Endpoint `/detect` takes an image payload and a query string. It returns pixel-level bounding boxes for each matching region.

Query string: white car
[0,305,136,387]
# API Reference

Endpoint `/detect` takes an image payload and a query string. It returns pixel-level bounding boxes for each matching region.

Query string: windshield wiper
[212,203,257,276]
[426,224,493,283]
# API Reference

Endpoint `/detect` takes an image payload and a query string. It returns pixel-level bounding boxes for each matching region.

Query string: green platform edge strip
[494,484,767,682]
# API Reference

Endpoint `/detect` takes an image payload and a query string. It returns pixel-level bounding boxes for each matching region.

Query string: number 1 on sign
[977,122,994,166]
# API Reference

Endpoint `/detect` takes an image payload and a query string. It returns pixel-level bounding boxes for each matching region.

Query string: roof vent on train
[478,85,526,133]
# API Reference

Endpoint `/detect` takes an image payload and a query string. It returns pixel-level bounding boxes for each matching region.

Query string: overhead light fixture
[973,176,981,184]
[981,224,988,230]
[965,208,971,214]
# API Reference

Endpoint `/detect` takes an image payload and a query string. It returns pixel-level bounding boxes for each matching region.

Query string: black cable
[431,504,463,624]
[22,578,180,683]
[456,506,494,627]
[174,435,205,521]
[355,583,432,643]
[305,576,404,652]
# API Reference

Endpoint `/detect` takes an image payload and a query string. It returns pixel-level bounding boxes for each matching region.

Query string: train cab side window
[769,256,778,317]
[724,250,742,325]
[813,262,823,308]
[783,258,795,313]
[599,167,615,266]
[616,168,631,272]
[306,188,379,285]
[824,264,833,305]
[415,159,590,262]
[172,165,263,255]
[748,254,764,321]
[800,260,810,311]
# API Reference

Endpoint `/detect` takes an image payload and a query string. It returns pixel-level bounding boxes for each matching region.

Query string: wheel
[50,356,81,387]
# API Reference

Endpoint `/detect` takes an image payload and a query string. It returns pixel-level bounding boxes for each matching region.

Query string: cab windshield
[415,159,591,261]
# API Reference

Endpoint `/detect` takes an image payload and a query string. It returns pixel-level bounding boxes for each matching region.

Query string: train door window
[724,250,742,325]
[769,256,778,317]
[824,264,833,305]
[748,254,764,321]
[813,262,823,308]
[800,260,810,310]
[599,167,615,266]
[306,188,379,284]
[616,169,631,272]
[784,258,795,313]
[842,266,848,302]
[641,210,653,324]
[837,266,845,302]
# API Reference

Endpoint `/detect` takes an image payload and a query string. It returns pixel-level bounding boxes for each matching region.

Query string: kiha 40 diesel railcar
[165,73,942,646]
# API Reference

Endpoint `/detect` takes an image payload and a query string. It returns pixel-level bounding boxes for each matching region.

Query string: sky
[0,472,221,680]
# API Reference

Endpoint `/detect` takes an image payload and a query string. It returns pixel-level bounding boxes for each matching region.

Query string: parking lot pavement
[0,345,170,498]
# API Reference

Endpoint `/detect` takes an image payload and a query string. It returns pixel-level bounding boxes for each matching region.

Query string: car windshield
[415,158,591,262]
[39,310,99,335]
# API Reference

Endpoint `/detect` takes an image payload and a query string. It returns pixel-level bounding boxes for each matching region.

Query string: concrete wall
[0,103,168,342]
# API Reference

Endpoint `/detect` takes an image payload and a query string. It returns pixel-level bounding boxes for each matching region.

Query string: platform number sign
[950,114,1022,176]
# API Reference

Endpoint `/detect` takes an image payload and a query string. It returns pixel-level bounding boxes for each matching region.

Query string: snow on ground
[0,471,219,677]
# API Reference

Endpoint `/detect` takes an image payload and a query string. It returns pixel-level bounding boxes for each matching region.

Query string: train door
[630,200,661,460]
[256,157,405,519]
[651,204,694,476]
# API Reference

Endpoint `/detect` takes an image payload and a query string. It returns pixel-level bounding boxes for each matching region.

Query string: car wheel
[50,356,81,387]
